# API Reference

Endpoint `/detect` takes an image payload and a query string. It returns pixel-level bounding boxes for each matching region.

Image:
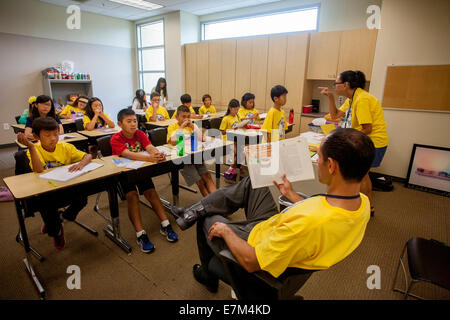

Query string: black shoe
[170,202,206,230]
[193,264,218,293]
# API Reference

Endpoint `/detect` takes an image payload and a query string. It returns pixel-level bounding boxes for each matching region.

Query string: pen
[48,180,56,187]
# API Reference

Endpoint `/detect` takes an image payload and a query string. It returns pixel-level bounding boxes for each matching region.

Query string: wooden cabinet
[307,31,341,80]
[307,29,378,80]
[299,116,311,134]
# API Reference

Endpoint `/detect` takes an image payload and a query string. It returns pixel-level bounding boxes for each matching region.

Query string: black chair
[193,106,200,114]
[15,115,21,124]
[209,249,314,300]
[147,127,167,147]
[392,237,450,299]
[209,117,222,130]
[167,109,175,119]
[75,118,84,131]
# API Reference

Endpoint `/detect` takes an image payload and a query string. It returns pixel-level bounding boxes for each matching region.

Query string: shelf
[47,79,92,83]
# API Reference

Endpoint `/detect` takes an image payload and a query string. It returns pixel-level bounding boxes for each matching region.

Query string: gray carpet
[0,146,448,300]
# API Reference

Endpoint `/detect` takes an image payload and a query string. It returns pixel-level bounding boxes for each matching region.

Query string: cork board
[382,65,450,111]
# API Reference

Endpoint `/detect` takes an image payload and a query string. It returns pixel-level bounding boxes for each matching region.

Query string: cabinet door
[307,31,341,80]
[208,40,222,106]
[185,44,197,103]
[196,42,209,105]
[221,39,236,108]
[265,34,288,107]
[250,36,269,110]
[337,29,378,80]
[234,38,252,106]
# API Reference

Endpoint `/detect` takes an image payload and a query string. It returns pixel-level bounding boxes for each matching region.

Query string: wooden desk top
[11,123,25,129]
[194,112,226,121]
[78,128,121,138]
[14,133,88,149]
[145,119,177,127]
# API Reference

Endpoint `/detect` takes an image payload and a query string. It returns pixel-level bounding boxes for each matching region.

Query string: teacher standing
[152,77,168,106]
[319,70,388,217]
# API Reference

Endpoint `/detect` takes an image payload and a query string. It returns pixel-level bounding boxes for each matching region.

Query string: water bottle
[289,108,294,124]
[191,131,197,152]
[71,110,76,122]
[176,132,184,156]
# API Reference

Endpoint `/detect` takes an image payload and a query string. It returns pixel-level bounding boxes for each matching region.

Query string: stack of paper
[39,162,104,182]
[112,158,145,169]
[59,134,76,141]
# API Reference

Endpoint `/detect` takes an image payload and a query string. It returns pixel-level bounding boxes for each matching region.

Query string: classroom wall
[369,0,450,178]
[0,0,136,145]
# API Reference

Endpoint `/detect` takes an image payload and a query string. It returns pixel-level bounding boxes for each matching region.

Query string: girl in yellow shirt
[238,92,260,124]
[83,97,115,130]
[198,94,217,115]
[59,96,88,119]
[220,99,241,180]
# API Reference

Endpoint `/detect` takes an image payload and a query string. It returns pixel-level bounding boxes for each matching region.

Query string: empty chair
[15,115,21,124]
[147,127,168,147]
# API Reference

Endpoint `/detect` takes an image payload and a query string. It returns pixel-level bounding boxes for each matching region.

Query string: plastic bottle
[191,131,197,152]
[176,132,184,156]
[71,110,76,122]
[289,108,294,124]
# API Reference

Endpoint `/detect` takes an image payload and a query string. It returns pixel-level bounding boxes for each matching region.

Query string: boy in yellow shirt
[198,94,217,115]
[17,117,92,250]
[170,128,374,294]
[262,85,288,142]
[171,94,203,119]
[167,105,216,196]
[237,92,260,124]
[145,92,170,122]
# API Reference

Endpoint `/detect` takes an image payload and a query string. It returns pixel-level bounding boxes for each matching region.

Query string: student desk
[193,112,225,128]
[78,128,121,138]
[145,119,176,130]
[3,158,125,299]
[14,133,89,152]
[11,118,83,134]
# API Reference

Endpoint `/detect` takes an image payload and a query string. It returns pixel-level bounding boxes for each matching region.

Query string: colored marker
[48,180,56,187]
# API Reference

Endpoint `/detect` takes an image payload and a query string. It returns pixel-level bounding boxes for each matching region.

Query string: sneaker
[136,233,155,253]
[160,224,178,242]
[224,167,236,181]
[53,224,65,250]
[193,264,218,293]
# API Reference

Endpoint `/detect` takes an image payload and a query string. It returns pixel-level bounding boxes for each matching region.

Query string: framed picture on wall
[405,144,450,197]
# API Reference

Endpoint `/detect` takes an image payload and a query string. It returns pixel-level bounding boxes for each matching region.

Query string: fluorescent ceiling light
[109,0,163,11]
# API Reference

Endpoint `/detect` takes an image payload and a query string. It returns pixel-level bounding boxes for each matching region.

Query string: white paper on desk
[245,136,314,189]
[39,162,104,182]
[202,139,222,149]
[125,161,145,169]
[202,115,209,119]
[259,113,267,119]
[59,134,76,141]
[156,146,172,156]
[235,119,250,128]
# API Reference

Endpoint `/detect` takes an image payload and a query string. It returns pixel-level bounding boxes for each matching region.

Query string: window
[137,20,165,97]
[202,7,319,41]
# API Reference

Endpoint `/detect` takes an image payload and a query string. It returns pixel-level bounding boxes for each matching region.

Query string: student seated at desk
[17,117,92,250]
[171,94,202,119]
[261,85,288,143]
[83,97,115,130]
[170,128,374,292]
[111,108,178,253]
[167,105,216,197]
[18,96,36,124]
[25,95,64,140]
[220,99,241,181]
[198,94,217,115]
[59,95,88,119]
[145,92,170,122]
[132,89,149,112]
[237,92,260,124]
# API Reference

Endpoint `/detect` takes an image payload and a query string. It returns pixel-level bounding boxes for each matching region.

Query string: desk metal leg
[16,230,44,262]
[171,169,179,206]
[103,186,132,254]
[15,200,46,299]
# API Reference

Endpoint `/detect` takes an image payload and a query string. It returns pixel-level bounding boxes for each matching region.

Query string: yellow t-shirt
[339,88,388,148]
[145,105,170,122]
[198,105,217,115]
[171,106,196,119]
[261,107,287,141]
[83,113,112,129]
[238,107,260,123]
[60,105,86,117]
[248,194,370,277]
[27,141,86,170]
[167,122,200,143]
[219,114,240,140]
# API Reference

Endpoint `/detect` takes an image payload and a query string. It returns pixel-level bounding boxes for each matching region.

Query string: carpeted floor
[0,146,448,300]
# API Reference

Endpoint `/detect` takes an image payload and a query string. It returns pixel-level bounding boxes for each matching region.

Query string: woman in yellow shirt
[83,97,115,131]
[198,94,217,115]
[319,70,388,216]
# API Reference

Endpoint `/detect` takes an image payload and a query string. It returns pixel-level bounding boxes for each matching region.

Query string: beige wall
[0,0,136,145]
[369,0,450,178]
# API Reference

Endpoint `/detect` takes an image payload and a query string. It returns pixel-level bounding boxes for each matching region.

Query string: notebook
[39,162,104,182]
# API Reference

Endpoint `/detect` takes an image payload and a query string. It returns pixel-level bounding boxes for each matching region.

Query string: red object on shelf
[246,124,261,129]
[303,105,312,113]
[289,108,294,124]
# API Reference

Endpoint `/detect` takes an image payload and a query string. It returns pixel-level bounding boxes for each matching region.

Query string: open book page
[39,162,104,182]
[245,136,315,189]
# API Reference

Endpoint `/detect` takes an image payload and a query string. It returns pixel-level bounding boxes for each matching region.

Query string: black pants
[38,195,88,237]
[196,177,279,275]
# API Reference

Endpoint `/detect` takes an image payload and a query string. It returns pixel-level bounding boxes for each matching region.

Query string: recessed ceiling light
[109,0,163,11]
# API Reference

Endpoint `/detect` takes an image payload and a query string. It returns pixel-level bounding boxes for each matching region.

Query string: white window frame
[201,5,320,41]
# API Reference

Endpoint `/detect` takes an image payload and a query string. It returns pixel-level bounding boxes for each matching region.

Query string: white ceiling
[40,0,281,21]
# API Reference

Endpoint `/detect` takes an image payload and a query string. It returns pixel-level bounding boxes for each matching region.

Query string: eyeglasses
[333,82,344,86]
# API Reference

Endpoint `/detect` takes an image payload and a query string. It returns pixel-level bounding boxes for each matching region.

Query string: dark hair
[202,94,212,103]
[225,99,240,116]
[339,70,366,89]
[32,95,57,120]
[155,78,167,98]
[32,117,58,136]
[85,97,105,128]
[321,128,375,182]
[177,105,190,115]
[134,89,146,109]
[150,91,161,100]
[241,92,255,108]
[180,94,192,104]
[117,108,136,122]
[72,95,89,109]
[270,85,288,102]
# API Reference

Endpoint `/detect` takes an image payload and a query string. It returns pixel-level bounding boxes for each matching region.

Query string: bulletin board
[382,65,450,112]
